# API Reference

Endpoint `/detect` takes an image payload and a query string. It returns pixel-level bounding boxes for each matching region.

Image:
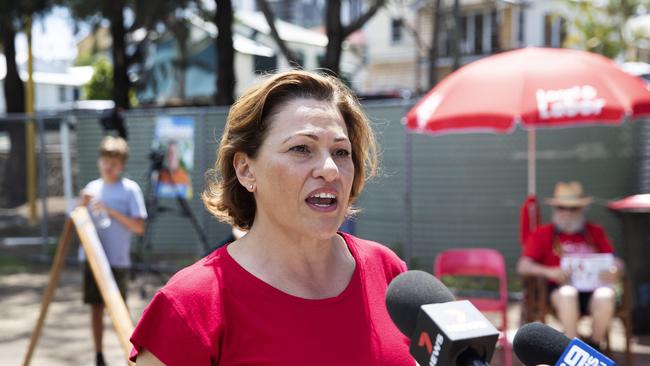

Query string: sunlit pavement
[2,268,649,365]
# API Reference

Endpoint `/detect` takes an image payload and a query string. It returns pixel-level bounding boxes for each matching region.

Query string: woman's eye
[334,148,351,158]
[289,145,309,154]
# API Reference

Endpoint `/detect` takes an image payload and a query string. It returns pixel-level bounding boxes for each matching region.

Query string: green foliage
[63,0,202,107]
[74,51,97,66]
[564,0,650,59]
[83,57,113,100]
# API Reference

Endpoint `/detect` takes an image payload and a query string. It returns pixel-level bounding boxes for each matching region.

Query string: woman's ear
[233,152,255,191]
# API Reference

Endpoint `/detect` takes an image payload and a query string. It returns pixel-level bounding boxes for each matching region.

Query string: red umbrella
[403,47,650,249]
[608,194,650,212]
[405,47,650,134]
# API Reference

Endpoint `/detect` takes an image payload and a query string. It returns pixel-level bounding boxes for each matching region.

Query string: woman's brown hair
[202,70,378,229]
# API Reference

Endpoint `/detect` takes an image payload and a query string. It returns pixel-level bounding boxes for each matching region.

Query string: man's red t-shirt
[523,222,614,267]
[130,232,412,366]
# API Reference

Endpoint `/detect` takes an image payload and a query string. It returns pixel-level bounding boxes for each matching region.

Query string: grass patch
[0,256,29,275]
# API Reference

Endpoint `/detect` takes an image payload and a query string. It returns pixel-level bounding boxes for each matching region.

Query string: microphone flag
[554,338,616,366]
[412,300,499,366]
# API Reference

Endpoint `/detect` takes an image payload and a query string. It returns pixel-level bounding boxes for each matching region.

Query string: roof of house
[187,10,328,50]
[235,10,328,47]
[187,14,274,57]
[0,55,93,86]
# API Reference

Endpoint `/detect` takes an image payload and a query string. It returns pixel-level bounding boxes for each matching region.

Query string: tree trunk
[109,0,130,110]
[172,22,189,101]
[0,16,27,207]
[451,0,461,71]
[214,0,236,105]
[323,0,343,75]
[428,0,443,88]
[322,0,385,76]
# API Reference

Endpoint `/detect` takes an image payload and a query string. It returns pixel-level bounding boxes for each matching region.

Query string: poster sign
[152,116,194,199]
[561,253,614,291]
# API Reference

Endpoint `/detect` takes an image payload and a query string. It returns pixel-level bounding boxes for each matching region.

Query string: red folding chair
[434,248,512,366]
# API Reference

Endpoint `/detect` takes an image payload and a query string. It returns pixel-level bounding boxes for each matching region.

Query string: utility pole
[26,13,37,226]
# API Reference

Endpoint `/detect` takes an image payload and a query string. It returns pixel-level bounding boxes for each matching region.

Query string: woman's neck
[227,222,355,299]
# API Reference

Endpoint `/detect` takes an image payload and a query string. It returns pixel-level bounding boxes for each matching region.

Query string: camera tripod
[132,150,210,297]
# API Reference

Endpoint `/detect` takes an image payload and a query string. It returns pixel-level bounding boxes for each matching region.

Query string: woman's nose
[313,154,339,182]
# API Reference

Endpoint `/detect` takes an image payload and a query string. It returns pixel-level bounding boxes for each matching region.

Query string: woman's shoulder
[159,248,229,306]
[132,250,230,362]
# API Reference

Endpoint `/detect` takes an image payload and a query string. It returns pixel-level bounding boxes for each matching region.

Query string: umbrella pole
[402,94,414,268]
[528,128,536,195]
[404,127,413,268]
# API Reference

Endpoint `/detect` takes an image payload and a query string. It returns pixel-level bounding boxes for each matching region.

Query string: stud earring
[248,184,254,190]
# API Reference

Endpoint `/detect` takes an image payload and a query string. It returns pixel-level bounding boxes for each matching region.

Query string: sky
[15,7,86,63]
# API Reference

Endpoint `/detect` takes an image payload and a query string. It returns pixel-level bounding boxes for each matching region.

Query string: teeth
[311,192,336,199]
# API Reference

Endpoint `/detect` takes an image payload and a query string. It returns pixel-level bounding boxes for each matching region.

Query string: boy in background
[80,136,147,366]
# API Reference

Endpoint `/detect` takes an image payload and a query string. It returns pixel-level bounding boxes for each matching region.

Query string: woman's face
[245,98,354,239]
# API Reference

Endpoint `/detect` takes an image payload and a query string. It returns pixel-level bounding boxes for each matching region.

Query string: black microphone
[385,270,499,366]
[513,322,616,366]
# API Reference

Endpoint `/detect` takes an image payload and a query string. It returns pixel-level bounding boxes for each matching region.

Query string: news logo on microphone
[555,338,615,366]
[411,300,499,366]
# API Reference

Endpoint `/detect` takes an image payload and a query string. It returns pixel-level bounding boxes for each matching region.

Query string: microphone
[385,270,499,366]
[513,322,616,366]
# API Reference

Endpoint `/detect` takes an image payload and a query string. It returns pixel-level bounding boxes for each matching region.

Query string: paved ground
[1,198,649,365]
[0,268,154,366]
[1,265,650,366]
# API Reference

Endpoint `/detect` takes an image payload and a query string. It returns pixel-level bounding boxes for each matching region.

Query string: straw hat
[545,181,593,207]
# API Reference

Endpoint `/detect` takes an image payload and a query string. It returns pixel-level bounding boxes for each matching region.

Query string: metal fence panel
[75,103,642,272]
[76,108,232,258]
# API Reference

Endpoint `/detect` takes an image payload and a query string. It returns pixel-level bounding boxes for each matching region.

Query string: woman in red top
[130,71,412,366]
[517,182,624,349]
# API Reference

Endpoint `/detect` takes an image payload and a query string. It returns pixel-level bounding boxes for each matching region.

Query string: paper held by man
[560,253,615,292]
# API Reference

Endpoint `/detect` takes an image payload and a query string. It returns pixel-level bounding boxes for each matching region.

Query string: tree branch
[255,0,300,67]
[342,0,386,39]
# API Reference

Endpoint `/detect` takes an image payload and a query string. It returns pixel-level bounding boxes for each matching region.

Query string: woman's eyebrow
[281,133,350,144]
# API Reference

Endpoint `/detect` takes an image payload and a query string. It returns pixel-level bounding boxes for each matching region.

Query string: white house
[361,0,571,94]
[0,54,93,113]
[137,10,364,105]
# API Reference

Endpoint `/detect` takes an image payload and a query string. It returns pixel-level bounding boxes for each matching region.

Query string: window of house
[544,13,567,48]
[293,50,305,67]
[490,10,500,53]
[438,29,448,58]
[391,18,403,43]
[439,10,500,57]
[460,15,469,55]
[559,17,567,47]
[254,54,278,74]
[474,13,483,54]
[58,86,67,103]
[518,9,525,46]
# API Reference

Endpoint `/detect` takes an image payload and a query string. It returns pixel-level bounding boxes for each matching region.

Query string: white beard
[552,211,586,234]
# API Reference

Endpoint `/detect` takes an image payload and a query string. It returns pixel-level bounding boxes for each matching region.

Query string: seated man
[517,181,623,349]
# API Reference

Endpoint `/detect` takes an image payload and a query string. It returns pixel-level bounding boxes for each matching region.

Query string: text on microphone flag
[556,338,616,366]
